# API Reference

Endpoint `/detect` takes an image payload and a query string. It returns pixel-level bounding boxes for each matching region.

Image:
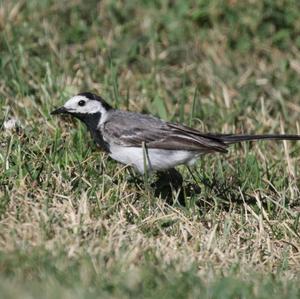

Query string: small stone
[3,117,20,131]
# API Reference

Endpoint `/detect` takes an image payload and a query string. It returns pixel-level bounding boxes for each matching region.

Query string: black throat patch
[73,112,101,130]
[73,112,110,153]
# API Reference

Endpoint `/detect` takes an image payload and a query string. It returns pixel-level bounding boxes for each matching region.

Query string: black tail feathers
[213,134,300,145]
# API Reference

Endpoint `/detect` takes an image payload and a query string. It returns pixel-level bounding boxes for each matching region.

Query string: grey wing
[102,111,228,153]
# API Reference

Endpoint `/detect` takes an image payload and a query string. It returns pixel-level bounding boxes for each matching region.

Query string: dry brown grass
[1,0,300,297]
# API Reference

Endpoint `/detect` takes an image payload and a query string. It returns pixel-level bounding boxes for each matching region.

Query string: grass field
[1,0,300,298]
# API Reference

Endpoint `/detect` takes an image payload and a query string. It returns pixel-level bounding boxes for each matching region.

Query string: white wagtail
[51,92,300,174]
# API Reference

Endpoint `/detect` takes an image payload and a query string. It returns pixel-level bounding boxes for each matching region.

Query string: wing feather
[102,111,228,153]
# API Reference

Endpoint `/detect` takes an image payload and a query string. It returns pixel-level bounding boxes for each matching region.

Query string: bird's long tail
[207,134,300,145]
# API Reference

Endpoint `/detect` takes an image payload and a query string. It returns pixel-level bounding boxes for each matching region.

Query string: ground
[0,1,300,298]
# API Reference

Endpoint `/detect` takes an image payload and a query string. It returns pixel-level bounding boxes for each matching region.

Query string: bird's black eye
[78,100,86,107]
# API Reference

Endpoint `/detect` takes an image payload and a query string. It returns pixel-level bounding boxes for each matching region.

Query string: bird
[51,92,300,174]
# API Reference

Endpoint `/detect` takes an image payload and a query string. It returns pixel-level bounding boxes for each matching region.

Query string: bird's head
[51,92,112,129]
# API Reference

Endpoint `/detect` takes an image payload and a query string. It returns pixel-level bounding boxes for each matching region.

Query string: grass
[1,0,300,298]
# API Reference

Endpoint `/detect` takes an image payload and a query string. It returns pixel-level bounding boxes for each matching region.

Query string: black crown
[78,92,112,110]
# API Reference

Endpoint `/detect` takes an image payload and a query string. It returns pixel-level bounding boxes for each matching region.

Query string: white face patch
[64,95,106,114]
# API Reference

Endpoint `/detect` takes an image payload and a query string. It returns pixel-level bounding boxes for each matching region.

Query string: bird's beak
[51,106,68,115]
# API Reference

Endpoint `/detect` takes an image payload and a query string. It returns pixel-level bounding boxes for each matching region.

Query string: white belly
[109,144,199,173]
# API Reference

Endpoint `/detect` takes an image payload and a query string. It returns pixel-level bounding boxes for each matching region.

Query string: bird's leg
[185,165,202,194]
[186,165,198,184]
